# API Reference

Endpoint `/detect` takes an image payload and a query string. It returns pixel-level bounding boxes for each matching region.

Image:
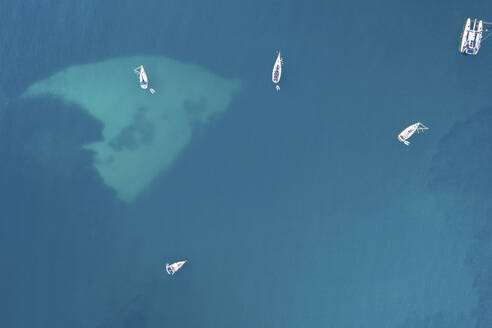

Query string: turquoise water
[1,0,492,327]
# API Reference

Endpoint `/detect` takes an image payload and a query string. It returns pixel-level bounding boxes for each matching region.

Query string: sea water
[1,0,492,327]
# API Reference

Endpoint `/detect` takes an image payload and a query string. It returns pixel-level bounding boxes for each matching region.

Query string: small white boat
[134,65,149,89]
[398,122,429,146]
[149,88,156,94]
[166,260,187,275]
[272,51,283,91]
[459,18,492,55]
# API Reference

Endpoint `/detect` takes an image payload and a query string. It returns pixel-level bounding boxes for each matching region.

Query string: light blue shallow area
[1,0,492,327]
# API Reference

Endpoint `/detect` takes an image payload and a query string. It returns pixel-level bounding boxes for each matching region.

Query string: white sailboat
[166,260,187,275]
[272,51,283,91]
[398,122,429,146]
[134,65,149,89]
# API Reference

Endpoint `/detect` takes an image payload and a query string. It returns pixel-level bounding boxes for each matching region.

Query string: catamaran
[134,65,149,89]
[166,260,187,275]
[272,51,283,91]
[460,18,492,55]
[398,122,429,146]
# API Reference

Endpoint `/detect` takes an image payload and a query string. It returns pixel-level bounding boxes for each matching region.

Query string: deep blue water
[2,0,492,327]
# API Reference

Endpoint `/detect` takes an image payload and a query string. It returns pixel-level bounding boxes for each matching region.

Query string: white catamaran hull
[272,51,283,91]
[460,18,472,53]
[476,20,484,52]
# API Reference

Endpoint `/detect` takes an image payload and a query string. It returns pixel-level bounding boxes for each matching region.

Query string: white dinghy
[272,51,283,91]
[134,65,149,90]
[166,260,187,276]
[398,122,429,146]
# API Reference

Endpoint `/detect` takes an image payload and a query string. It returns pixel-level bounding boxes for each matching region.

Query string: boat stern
[165,264,174,275]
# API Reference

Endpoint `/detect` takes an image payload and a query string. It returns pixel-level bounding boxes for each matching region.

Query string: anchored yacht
[166,260,187,276]
[272,51,283,91]
[460,18,492,55]
[134,65,149,89]
[398,122,429,146]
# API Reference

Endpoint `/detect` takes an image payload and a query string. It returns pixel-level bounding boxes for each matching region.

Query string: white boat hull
[460,18,484,55]
[272,51,282,91]
[134,65,149,89]
[166,260,187,275]
[398,122,428,146]
[139,69,148,89]
[459,18,471,53]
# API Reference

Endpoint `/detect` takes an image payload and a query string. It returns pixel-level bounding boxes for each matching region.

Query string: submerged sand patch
[24,56,240,201]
